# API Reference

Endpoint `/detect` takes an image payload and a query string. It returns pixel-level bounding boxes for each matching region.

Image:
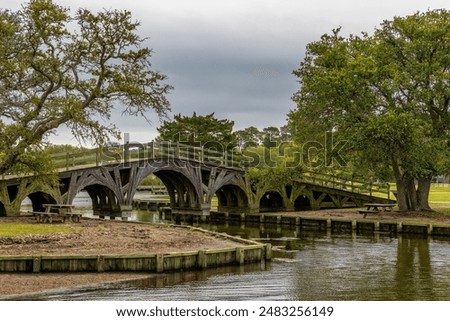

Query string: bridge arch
[294,194,312,210]
[153,170,200,210]
[83,184,121,216]
[15,181,62,213]
[128,161,208,215]
[215,184,249,213]
[25,191,58,212]
[260,191,284,212]
[61,168,127,218]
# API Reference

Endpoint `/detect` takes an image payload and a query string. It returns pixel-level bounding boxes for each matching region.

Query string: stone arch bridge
[0,142,393,218]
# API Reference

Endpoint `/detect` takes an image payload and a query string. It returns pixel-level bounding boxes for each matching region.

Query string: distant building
[433,175,449,184]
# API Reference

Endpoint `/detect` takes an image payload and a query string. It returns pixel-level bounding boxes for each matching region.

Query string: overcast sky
[3,0,450,145]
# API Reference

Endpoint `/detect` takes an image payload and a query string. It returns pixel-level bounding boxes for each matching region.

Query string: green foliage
[0,0,172,175]
[290,10,450,196]
[243,144,304,192]
[140,174,163,186]
[235,125,291,150]
[235,126,263,149]
[44,144,88,155]
[290,10,450,210]
[157,112,237,150]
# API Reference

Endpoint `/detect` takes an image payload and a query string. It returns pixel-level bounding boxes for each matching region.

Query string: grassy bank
[0,223,75,237]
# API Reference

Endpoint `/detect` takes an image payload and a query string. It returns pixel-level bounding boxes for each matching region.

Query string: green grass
[0,223,76,237]
[420,184,450,217]
[429,185,450,204]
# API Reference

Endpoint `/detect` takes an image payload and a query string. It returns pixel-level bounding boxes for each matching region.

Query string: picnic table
[364,203,395,212]
[34,204,82,223]
[358,203,395,218]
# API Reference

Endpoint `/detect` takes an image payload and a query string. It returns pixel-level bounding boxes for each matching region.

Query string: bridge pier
[170,203,211,222]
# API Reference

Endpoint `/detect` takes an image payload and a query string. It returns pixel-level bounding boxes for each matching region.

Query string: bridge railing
[50,142,247,171]
[298,171,392,200]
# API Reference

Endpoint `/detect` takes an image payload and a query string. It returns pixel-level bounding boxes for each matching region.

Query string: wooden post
[124,142,129,163]
[97,255,104,272]
[149,142,154,159]
[265,244,272,260]
[33,256,41,273]
[374,221,380,232]
[236,248,245,265]
[156,254,164,273]
[197,250,207,269]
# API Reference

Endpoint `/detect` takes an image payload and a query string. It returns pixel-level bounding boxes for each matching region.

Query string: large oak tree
[0,0,172,175]
[289,10,450,211]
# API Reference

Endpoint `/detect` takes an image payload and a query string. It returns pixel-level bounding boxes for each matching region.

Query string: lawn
[429,185,450,205]
[380,183,450,205]
[0,223,76,237]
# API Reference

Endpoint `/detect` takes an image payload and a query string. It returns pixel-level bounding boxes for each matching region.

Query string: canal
[19,193,450,300]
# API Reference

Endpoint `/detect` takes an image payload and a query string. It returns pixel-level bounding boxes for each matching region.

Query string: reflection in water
[289,231,449,301]
[395,235,434,300]
[17,205,450,301]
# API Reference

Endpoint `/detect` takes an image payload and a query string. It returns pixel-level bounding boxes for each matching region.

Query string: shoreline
[0,216,268,297]
[2,208,450,298]
[0,272,157,300]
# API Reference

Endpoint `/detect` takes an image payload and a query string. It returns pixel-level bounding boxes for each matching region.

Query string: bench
[33,204,83,223]
[358,209,380,218]
[64,213,82,223]
[363,203,395,212]
[33,211,59,223]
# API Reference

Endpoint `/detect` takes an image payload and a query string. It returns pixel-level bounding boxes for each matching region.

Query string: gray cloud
[4,0,449,145]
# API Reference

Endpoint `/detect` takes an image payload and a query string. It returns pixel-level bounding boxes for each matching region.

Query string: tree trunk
[395,177,410,211]
[405,175,417,211]
[417,176,433,211]
[392,157,409,211]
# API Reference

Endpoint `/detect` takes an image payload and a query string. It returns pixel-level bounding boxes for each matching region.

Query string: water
[18,193,450,300]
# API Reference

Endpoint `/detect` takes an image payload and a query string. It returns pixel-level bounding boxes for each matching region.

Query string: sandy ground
[1,209,449,299]
[0,216,240,298]
[280,207,450,226]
